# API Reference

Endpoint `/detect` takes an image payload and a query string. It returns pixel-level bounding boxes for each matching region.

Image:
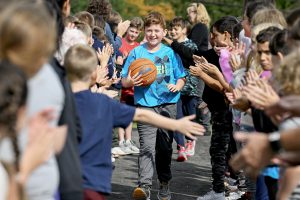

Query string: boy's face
[170,26,186,41]
[257,41,273,71]
[144,24,166,48]
[212,27,227,47]
[126,27,141,42]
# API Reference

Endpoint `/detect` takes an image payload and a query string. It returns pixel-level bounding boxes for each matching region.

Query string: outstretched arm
[133,108,205,140]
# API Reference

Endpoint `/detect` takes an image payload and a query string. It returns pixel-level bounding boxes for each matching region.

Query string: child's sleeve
[110,98,136,128]
[172,53,186,80]
[121,50,136,78]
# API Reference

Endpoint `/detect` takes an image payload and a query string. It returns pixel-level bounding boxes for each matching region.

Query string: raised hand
[193,55,208,65]
[189,65,204,77]
[266,95,300,117]
[230,132,274,179]
[176,115,205,140]
[97,44,112,68]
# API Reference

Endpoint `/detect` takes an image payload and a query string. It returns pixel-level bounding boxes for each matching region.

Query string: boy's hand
[117,20,130,37]
[167,84,180,92]
[126,70,143,87]
[193,55,208,65]
[176,115,205,140]
[190,65,204,77]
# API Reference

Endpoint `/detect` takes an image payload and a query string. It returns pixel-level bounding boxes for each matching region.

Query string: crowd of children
[2,0,300,200]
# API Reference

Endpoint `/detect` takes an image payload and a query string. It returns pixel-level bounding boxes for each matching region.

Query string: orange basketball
[129,58,157,86]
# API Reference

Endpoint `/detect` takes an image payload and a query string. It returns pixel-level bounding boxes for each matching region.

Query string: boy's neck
[71,81,90,93]
[125,37,135,45]
[176,36,187,43]
[146,43,161,52]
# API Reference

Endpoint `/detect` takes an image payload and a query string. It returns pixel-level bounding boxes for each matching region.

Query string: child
[64,44,204,200]
[121,12,186,200]
[0,2,67,200]
[168,16,200,162]
[118,17,144,155]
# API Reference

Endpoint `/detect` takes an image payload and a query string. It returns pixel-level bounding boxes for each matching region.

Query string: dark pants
[137,104,176,187]
[210,109,233,193]
[174,96,200,146]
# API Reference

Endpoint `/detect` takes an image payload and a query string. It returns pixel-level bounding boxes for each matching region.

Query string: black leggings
[264,176,278,200]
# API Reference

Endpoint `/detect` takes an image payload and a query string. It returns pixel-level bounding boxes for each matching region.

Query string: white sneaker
[125,140,140,154]
[111,147,127,156]
[119,141,133,154]
[225,191,244,200]
[197,190,225,200]
[185,140,196,157]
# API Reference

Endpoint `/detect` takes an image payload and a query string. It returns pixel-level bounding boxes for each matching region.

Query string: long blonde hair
[187,2,211,27]
[274,49,300,95]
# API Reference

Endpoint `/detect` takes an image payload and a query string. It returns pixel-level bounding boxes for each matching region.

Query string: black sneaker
[157,182,171,200]
[132,186,150,200]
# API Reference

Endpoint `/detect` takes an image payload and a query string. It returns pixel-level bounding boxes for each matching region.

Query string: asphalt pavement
[108,129,212,200]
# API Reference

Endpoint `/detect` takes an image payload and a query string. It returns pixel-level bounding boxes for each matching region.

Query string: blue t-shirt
[74,90,136,193]
[122,43,185,107]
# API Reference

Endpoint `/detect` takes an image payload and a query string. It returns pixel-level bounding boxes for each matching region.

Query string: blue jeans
[174,96,200,147]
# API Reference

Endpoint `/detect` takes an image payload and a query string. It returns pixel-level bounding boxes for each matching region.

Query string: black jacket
[51,58,83,200]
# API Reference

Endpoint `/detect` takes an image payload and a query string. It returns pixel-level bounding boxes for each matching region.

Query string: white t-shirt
[0,162,9,200]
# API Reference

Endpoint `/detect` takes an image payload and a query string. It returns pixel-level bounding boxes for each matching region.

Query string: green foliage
[71,0,299,23]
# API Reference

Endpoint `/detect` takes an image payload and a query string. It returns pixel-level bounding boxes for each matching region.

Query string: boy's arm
[133,108,205,139]
[190,66,224,93]
[167,78,185,92]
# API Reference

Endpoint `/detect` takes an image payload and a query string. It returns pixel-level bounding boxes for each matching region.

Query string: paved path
[108,130,212,200]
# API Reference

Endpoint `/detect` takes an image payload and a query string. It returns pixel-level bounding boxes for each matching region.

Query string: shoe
[237,192,252,200]
[125,140,140,154]
[197,190,225,200]
[111,156,115,163]
[157,182,171,200]
[119,141,133,155]
[132,186,150,200]
[111,147,127,156]
[176,146,187,162]
[185,140,196,157]
[226,191,244,200]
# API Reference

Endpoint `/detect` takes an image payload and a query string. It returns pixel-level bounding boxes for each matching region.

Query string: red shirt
[120,38,140,100]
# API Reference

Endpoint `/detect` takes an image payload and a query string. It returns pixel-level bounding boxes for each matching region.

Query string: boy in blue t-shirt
[121,12,186,200]
[64,44,204,200]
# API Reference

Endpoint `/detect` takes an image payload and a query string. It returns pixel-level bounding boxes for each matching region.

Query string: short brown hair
[144,11,166,29]
[130,17,144,31]
[64,44,98,82]
[74,11,95,28]
[170,16,191,34]
[74,21,92,38]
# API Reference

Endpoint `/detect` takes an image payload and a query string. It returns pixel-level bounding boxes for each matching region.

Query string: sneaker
[237,191,252,200]
[197,190,225,200]
[119,141,133,155]
[132,186,150,200]
[157,182,171,200]
[125,140,140,154]
[185,140,196,157]
[111,147,127,156]
[226,191,243,200]
[176,146,187,162]
[111,156,115,163]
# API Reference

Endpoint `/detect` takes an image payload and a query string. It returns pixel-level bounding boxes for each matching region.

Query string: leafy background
[71,0,299,23]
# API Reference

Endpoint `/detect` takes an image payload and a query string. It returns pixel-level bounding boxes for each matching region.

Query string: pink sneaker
[185,140,196,157]
[177,146,187,162]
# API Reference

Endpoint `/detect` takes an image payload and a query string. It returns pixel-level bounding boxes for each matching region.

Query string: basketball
[129,58,157,86]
